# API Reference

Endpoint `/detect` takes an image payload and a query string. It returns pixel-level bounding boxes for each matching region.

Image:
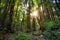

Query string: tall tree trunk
[0,0,9,33]
[27,2,31,33]
[7,0,15,33]
[32,18,36,32]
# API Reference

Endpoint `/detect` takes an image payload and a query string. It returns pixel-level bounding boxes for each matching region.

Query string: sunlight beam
[32,11,38,17]
[30,10,38,18]
[40,6,43,11]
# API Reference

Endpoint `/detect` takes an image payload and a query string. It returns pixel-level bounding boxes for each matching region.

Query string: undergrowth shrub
[16,32,32,40]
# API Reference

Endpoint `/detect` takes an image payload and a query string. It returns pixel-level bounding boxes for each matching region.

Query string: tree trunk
[7,0,15,33]
[27,2,31,33]
[0,0,9,34]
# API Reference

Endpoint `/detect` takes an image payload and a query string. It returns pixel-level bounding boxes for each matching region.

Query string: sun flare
[32,11,38,17]
[30,10,38,17]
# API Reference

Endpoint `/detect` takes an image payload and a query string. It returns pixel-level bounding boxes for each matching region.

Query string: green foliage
[52,31,60,40]
[30,0,34,6]
[44,20,57,29]
[43,20,60,40]
[43,30,50,35]
[16,32,32,40]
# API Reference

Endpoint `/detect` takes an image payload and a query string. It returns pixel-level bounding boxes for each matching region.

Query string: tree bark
[27,1,31,33]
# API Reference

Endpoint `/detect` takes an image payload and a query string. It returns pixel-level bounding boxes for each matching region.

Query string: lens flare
[30,10,38,18]
[32,11,38,17]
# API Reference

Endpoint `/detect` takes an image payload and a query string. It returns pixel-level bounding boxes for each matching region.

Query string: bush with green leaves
[52,31,60,40]
[44,20,57,28]
[16,32,32,40]
[43,20,57,34]
[43,20,60,40]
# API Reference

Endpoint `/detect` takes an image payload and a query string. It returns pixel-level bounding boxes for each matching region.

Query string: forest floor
[0,33,51,40]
